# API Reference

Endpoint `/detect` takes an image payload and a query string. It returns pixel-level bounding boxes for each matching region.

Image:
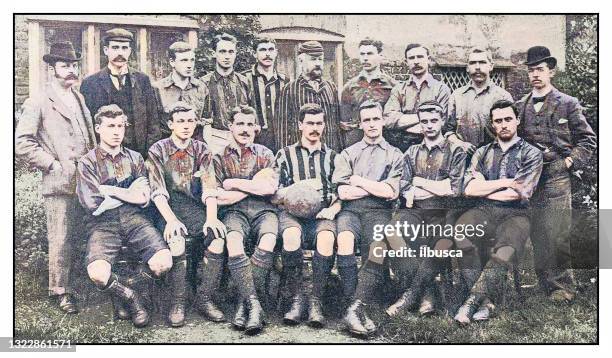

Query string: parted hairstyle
[167,41,194,61]
[213,33,238,50]
[359,38,383,53]
[166,101,196,122]
[229,104,257,123]
[489,99,519,120]
[252,36,277,51]
[298,103,325,122]
[416,100,446,120]
[469,47,493,63]
[358,99,383,120]
[94,104,128,125]
[405,43,430,58]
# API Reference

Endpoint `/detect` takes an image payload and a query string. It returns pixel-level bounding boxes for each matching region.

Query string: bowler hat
[525,46,557,68]
[104,28,134,43]
[43,42,81,64]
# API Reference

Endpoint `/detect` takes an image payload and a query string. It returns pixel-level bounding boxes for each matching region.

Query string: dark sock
[472,259,507,298]
[282,249,304,298]
[251,247,274,299]
[355,261,384,302]
[337,253,357,299]
[198,250,225,297]
[168,254,187,301]
[312,251,334,298]
[228,254,257,299]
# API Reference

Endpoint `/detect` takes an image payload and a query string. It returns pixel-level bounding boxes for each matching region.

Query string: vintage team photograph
[12,14,598,344]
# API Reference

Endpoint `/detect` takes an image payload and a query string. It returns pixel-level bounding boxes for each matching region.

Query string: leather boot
[472,297,495,321]
[58,293,78,314]
[105,275,149,328]
[110,295,130,320]
[307,296,325,328]
[283,294,304,325]
[418,287,436,316]
[232,300,247,330]
[454,294,481,325]
[167,257,187,327]
[195,251,226,322]
[195,295,226,322]
[386,288,419,317]
[343,299,369,338]
[245,295,265,335]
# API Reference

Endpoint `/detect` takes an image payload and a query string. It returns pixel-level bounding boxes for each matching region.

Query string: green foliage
[14,167,48,277]
[554,15,598,224]
[192,15,262,77]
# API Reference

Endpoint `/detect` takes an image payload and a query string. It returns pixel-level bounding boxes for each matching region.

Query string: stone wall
[14,15,29,113]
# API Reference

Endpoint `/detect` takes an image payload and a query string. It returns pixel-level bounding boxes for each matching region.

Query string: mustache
[239,131,251,137]
[113,56,127,62]
[308,131,320,136]
[64,74,78,80]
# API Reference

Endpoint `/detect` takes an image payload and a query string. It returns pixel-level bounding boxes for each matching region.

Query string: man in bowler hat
[16,42,97,313]
[517,46,596,302]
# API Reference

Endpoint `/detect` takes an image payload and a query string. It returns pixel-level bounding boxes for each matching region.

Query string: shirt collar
[162,73,200,89]
[213,69,236,82]
[492,137,523,151]
[96,145,128,160]
[107,63,129,77]
[294,140,326,154]
[252,65,279,81]
[358,68,383,82]
[355,137,391,151]
[227,139,256,158]
[420,137,448,152]
[408,73,434,88]
[464,79,493,95]
[167,137,195,157]
[298,74,324,88]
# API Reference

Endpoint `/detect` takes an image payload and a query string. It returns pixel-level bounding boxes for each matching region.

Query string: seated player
[333,100,404,336]
[145,101,223,327]
[453,99,543,325]
[76,105,173,328]
[272,103,343,328]
[384,101,467,318]
[211,105,279,335]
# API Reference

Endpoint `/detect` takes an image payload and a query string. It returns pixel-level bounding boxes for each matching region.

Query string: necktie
[110,73,126,90]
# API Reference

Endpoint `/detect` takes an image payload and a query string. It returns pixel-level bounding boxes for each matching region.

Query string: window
[148,30,188,81]
[98,25,140,71]
[42,25,84,83]
[435,67,507,92]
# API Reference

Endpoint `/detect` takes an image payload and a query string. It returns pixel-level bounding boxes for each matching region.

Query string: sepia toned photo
[12,14,598,344]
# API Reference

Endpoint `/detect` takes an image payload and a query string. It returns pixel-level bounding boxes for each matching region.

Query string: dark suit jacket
[80,67,163,158]
[517,87,596,167]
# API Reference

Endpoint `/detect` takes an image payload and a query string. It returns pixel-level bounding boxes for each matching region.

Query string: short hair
[167,41,193,61]
[166,101,195,122]
[405,43,429,58]
[298,103,325,122]
[229,105,257,123]
[94,104,128,125]
[252,36,277,51]
[469,47,493,63]
[489,99,519,120]
[416,100,445,120]
[358,100,383,120]
[213,33,238,50]
[358,38,383,53]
